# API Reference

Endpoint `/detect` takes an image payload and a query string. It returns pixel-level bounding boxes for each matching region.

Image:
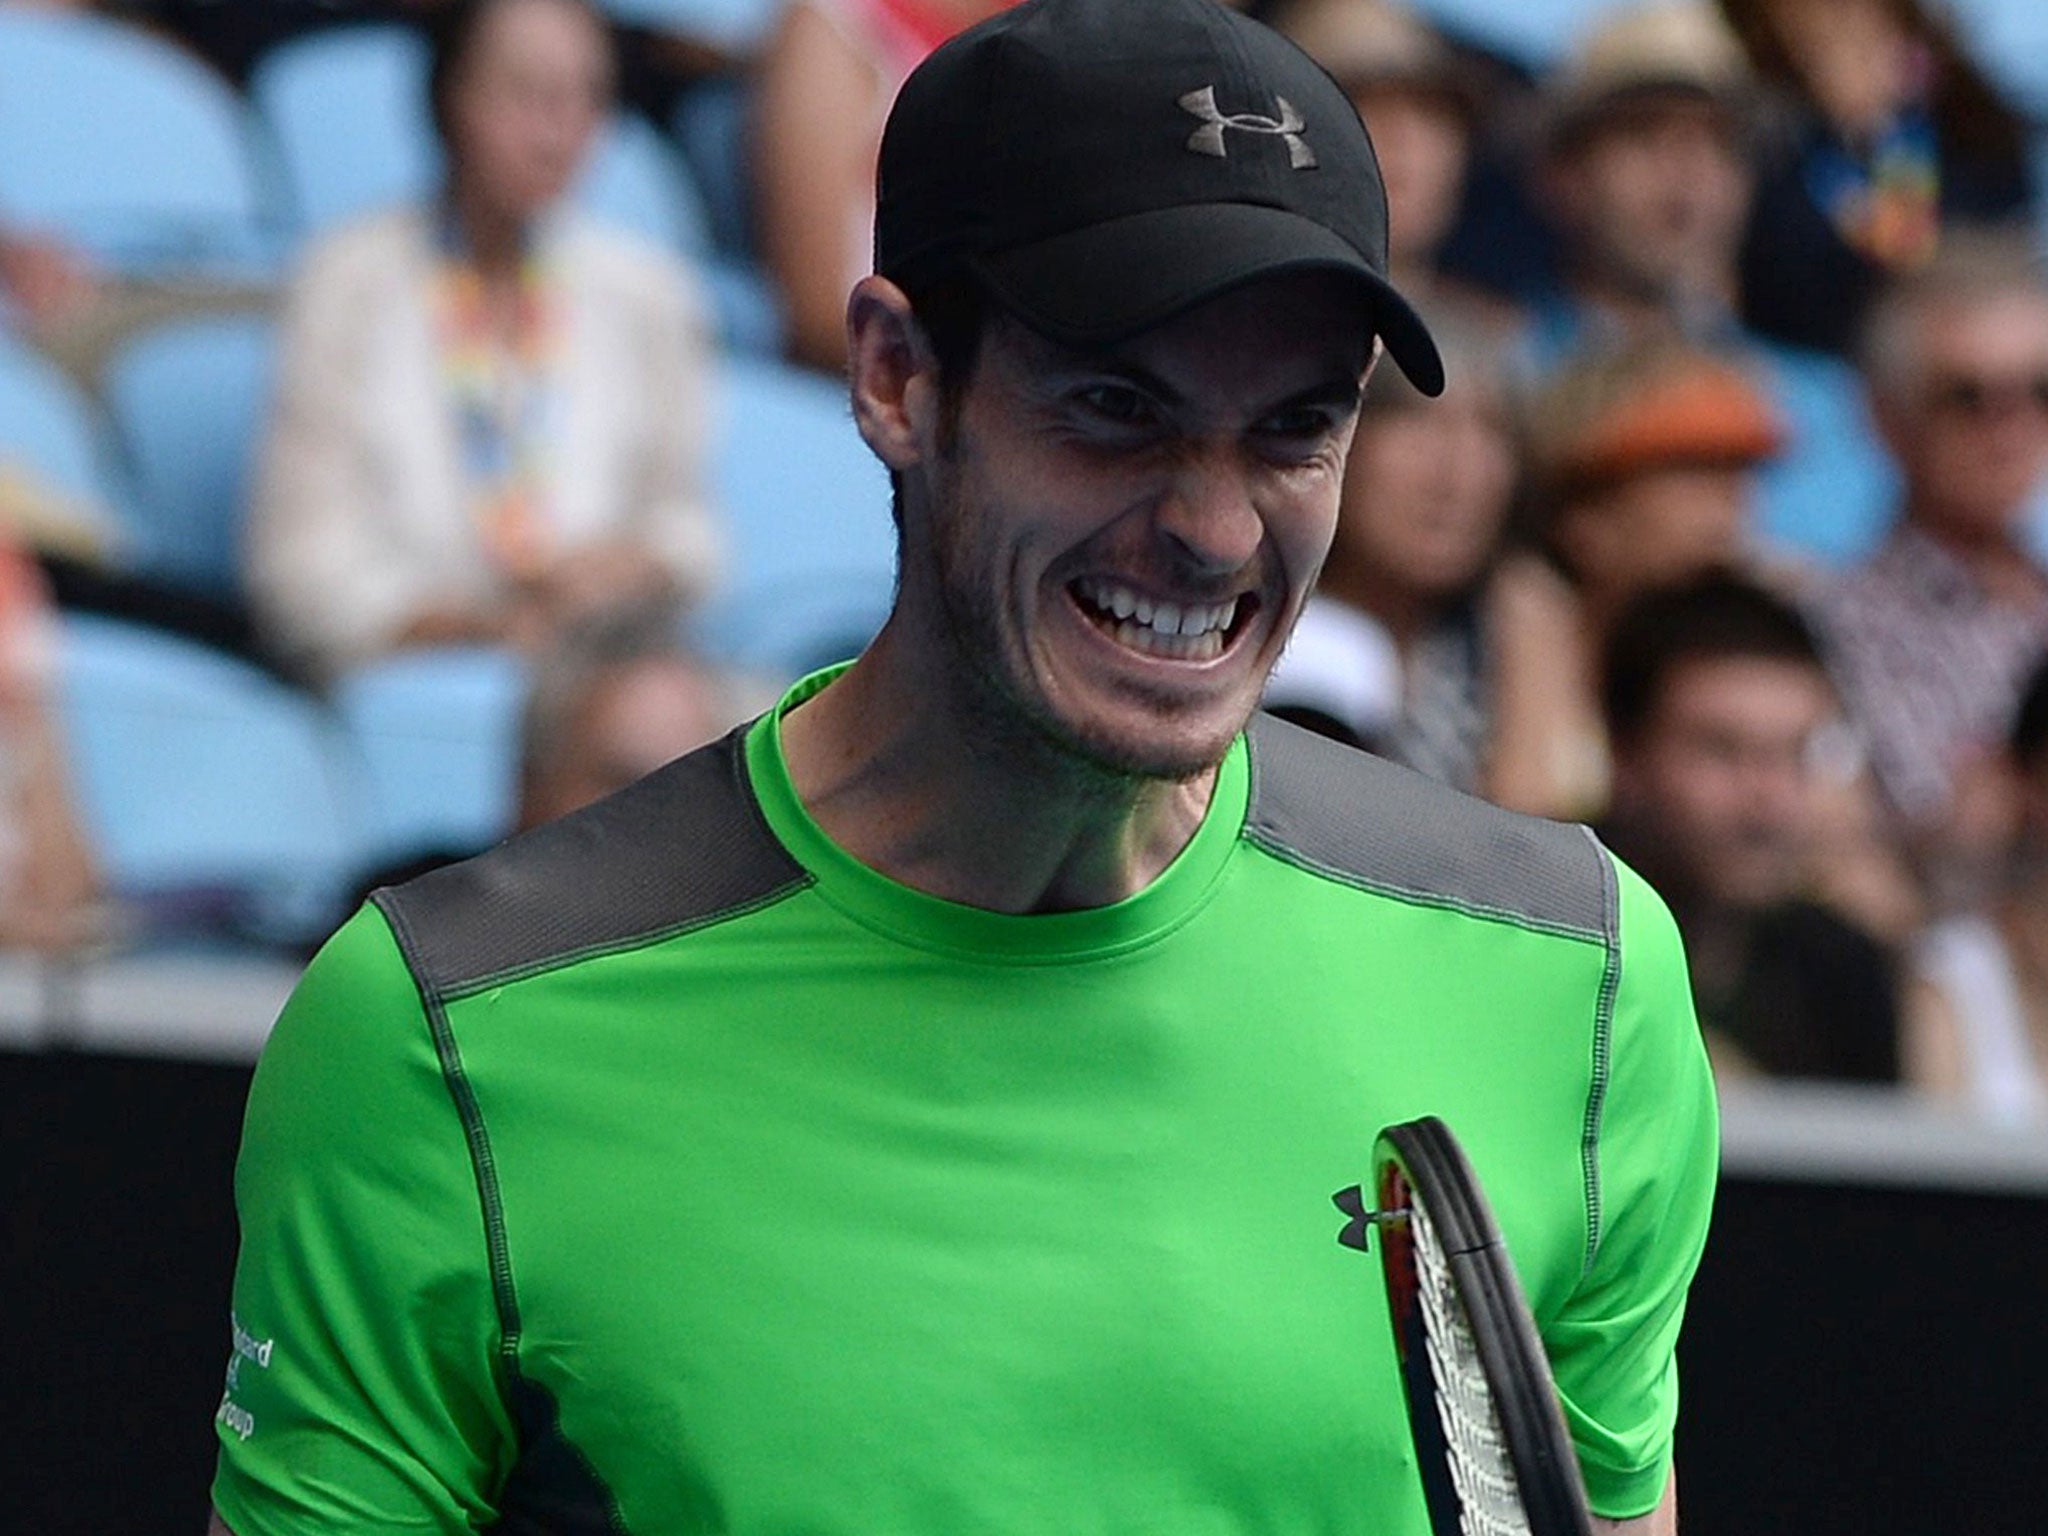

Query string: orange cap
[1537,351,1784,492]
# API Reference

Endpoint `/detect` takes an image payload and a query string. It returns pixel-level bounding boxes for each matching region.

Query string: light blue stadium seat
[1946,0,2048,116]
[694,356,897,680]
[56,612,368,942]
[580,111,714,257]
[1426,0,2046,81]
[250,23,713,257]
[0,9,275,274]
[1413,0,1608,66]
[0,339,128,550]
[101,313,276,601]
[332,647,529,867]
[669,78,785,354]
[597,0,781,54]
[247,23,436,240]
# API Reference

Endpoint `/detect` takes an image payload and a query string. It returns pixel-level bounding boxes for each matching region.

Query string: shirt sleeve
[211,904,516,1534]
[1545,852,1720,1520]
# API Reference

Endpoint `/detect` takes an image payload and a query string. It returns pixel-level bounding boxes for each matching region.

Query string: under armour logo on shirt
[1179,86,1316,169]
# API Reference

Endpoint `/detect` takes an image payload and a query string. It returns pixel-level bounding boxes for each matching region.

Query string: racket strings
[1409,1199,1533,1536]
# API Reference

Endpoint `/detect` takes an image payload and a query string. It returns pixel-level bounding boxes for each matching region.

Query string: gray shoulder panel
[1244,712,1612,942]
[374,726,810,999]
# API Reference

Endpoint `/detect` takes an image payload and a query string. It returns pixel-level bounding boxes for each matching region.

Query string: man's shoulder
[373,726,809,1000]
[1242,712,1614,945]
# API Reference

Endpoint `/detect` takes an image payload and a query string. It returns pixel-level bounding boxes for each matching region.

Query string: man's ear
[847,275,940,473]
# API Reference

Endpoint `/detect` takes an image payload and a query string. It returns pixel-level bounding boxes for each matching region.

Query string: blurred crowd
[5,0,2048,1124]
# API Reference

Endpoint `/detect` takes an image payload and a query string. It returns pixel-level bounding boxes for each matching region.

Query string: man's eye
[1259,408,1335,440]
[1075,385,1152,425]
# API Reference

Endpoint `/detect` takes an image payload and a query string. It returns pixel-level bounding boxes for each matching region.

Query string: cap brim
[969,202,1445,396]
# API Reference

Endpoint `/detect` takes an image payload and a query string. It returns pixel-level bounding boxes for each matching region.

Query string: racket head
[1372,1116,1594,1536]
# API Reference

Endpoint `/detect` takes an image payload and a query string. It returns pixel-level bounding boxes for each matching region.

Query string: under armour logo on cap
[1179,86,1316,169]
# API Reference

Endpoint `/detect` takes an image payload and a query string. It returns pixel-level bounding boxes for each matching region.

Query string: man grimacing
[208,1,1715,1530]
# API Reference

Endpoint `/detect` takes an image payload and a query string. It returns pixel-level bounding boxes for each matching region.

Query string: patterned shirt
[1819,523,2048,824]
[1383,598,1488,796]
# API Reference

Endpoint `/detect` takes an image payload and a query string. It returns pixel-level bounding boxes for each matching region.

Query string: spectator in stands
[1719,0,2033,362]
[1529,0,1893,568]
[1908,654,2048,1125]
[1271,0,1515,332]
[1821,235,2048,911]
[248,0,720,682]
[1603,571,1903,1083]
[516,605,740,830]
[751,0,1018,375]
[1266,309,1591,816]
[1518,337,1786,814]
[1531,338,1783,628]
[0,542,102,952]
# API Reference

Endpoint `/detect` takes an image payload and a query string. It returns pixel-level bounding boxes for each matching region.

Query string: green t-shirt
[212,674,1716,1534]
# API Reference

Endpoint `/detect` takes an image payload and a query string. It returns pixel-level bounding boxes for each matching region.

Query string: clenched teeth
[1104,617,1228,661]
[1073,577,1239,638]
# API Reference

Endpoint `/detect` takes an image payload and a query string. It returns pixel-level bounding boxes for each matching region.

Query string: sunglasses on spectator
[1924,371,2048,419]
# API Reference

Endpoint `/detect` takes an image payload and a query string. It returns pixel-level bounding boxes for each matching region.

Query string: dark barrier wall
[7,1048,2045,1534]
[5,1050,252,1535]
[1678,1174,2047,1535]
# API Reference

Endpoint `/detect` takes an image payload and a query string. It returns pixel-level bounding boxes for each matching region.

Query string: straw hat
[1543,0,1754,147]
[1275,0,1477,114]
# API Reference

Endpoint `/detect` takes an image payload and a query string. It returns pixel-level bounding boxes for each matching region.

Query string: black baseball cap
[874,0,1445,396]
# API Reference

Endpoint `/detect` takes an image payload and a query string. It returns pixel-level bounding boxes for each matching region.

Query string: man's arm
[1593,1472,1678,1535]
[207,1512,235,1536]
[207,906,513,1530]
[1545,856,1716,1521]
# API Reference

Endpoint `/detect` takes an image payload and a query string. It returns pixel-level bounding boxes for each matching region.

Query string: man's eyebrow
[1270,376,1368,415]
[1049,354,1187,407]
[1040,356,1367,418]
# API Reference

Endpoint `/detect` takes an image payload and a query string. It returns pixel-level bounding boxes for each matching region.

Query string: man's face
[1881,292,2048,540]
[1551,94,1752,304]
[1614,654,1835,909]
[1557,463,1752,614]
[905,273,1373,781]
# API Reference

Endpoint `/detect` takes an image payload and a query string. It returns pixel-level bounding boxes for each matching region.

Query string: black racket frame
[1373,1115,1595,1536]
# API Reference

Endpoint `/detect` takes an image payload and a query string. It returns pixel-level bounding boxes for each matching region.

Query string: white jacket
[248,204,720,678]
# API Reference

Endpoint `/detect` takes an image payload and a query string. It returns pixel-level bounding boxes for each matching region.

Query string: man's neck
[778,622,1219,916]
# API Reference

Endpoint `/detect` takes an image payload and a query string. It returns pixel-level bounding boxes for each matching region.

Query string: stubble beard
[922,471,1246,791]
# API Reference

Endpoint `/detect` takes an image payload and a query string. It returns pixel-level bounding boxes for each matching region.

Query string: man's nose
[1154,446,1265,575]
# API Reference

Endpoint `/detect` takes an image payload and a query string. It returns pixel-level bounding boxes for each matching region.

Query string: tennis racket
[1333,1115,1593,1536]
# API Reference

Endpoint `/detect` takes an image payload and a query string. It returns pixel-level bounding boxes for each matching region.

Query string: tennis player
[208,1,1715,1531]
